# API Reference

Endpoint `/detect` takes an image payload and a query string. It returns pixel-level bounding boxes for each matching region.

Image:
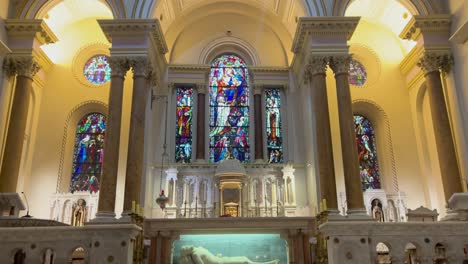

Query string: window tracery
[354,114,381,190]
[69,113,106,193]
[209,55,250,162]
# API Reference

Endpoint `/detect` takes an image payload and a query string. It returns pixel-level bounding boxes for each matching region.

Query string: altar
[144,217,315,264]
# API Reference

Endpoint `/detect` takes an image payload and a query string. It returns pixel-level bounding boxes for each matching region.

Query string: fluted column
[195,83,206,161]
[254,87,264,161]
[95,56,130,219]
[329,54,365,214]
[307,55,338,211]
[0,56,39,192]
[418,51,463,200]
[122,57,152,214]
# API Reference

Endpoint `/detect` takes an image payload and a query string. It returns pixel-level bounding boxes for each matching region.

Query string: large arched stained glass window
[354,114,381,190]
[265,89,283,163]
[175,87,193,163]
[70,113,106,193]
[209,54,250,162]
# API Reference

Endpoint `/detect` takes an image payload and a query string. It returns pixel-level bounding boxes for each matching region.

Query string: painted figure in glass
[70,113,106,193]
[176,87,193,163]
[354,114,381,190]
[83,55,111,85]
[209,55,250,162]
[349,60,367,86]
[265,89,283,163]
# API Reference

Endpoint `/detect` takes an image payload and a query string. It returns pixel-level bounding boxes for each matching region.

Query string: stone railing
[0,223,140,263]
[320,221,468,264]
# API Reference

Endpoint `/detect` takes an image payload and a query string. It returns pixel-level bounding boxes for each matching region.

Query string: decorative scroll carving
[328,54,352,75]
[2,55,40,78]
[129,57,152,78]
[417,51,453,74]
[307,55,328,76]
[108,57,130,77]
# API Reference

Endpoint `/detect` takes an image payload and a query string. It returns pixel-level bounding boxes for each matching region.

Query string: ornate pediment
[215,159,246,177]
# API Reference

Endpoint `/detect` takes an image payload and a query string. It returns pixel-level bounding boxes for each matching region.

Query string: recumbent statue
[179,246,280,264]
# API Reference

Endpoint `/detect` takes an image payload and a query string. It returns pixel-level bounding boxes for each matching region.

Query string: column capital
[196,83,207,94]
[328,54,352,75]
[3,55,40,78]
[108,56,130,77]
[417,50,453,74]
[306,55,328,76]
[129,57,152,78]
[253,84,263,95]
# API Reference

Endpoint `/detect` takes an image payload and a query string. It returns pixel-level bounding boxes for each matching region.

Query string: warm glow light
[41,0,113,64]
[345,0,416,54]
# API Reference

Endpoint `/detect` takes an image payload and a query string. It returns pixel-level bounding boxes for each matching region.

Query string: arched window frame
[354,113,381,190]
[208,54,251,163]
[57,101,107,193]
[69,112,106,193]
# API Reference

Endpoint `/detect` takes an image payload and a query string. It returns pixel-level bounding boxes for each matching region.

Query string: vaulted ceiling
[11,0,446,20]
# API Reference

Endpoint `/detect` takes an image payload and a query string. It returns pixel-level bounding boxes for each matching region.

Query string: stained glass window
[354,114,381,190]
[265,89,283,163]
[209,54,250,162]
[175,87,193,163]
[70,113,106,193]
[349,60,367,86]
[83,55,111,85]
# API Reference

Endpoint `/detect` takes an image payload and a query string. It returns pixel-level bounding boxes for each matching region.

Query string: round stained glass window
[349,60,367,86]
[83,55,111,85]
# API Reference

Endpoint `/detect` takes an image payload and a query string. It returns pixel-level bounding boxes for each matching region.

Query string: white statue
[179,246,280,264]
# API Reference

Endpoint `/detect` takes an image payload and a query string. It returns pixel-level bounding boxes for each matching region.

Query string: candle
[323,198,327,211]
[141,207,144,217]
[132,200,136,213]
[136,204,140,215]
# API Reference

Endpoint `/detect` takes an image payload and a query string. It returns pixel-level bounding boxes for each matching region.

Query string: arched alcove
[353,99,398,192]
[375,242,392,264]
[57,101,108,193]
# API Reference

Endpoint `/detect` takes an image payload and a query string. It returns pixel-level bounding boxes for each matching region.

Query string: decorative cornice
[417,50,453,74]
[168,64,211,72]
[399,15,451,41]
[2,55,40,78]
[329,54,352,75]
[98,19,168,54]
[108,56,130,77]
[291,17,360,54]
[5,19,58,45]
[250,66,289,73]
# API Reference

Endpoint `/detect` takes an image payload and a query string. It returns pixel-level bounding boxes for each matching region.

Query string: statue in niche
[71,199,86,226]
[179,246,280,264]
[371,199,384,222]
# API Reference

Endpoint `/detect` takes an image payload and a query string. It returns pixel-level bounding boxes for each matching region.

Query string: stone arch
[56,101,108,193]
[14,0,114,19]
[41,248,55,264]
[198,36,261,66]
[375,242,392,264]
[352,99,398,192]
[11,248,26,264]
[69,246,88,263]
[332,0,443,17]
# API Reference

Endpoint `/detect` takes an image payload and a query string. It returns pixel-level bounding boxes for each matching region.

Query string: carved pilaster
[108,57,130,77]
[328,55,352,75]
[196,83,207,94]
[130,57,152,78]
[2,55,40,78]
[417,51,453,74]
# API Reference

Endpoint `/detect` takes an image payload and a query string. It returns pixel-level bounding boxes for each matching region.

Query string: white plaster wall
[448,0,468,186]
[167,12,289,66]
[24,17,133,219]
[326,20,425,210]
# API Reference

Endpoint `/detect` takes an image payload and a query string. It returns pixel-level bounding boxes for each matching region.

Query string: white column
[164,168,178,206]
[282,165,296,206]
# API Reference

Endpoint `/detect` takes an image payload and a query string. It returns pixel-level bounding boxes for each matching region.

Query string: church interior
[0,0,467,263]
